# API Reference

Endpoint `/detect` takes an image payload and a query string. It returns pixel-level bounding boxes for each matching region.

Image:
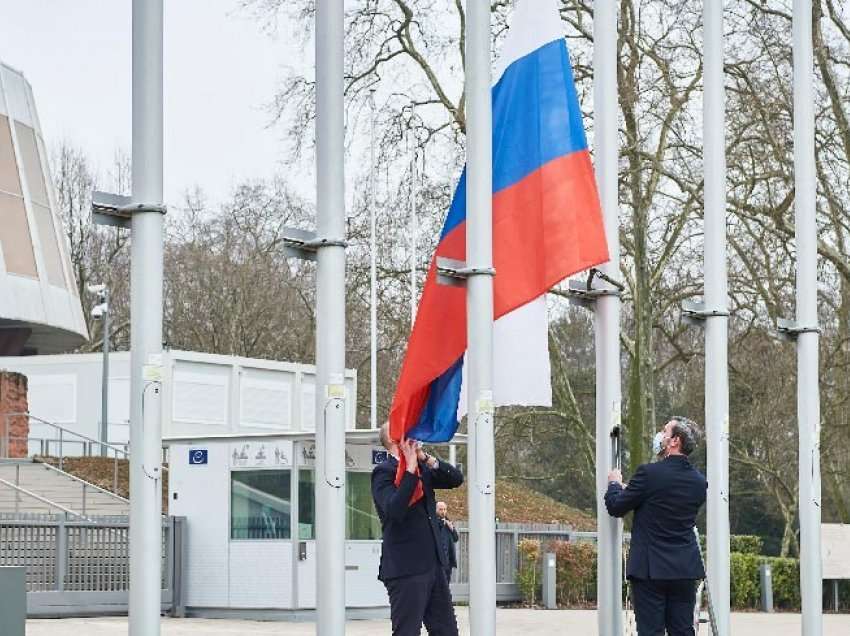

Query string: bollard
[541,552,557,609]
[0,566,26,635]
[759,563,774,612]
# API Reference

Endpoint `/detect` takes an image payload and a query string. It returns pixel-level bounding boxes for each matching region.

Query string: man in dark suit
[605,417,708,636]
[372,422,464,635]
[435,501,459,583]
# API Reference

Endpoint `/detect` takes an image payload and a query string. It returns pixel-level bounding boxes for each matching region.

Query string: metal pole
[410,143,418,328]
[101,290,110,457]
[793,2,823,633]
[703,3,731,634]
[129,1,164,634]
[593,3,623,635]
[315,1,347,634]
[466,2,496,633]
[369,91,378,431]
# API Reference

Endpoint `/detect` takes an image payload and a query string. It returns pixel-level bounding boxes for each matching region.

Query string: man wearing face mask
[605,417,708,636]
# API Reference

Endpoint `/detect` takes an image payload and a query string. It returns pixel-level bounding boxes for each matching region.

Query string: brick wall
[0,371,29,458]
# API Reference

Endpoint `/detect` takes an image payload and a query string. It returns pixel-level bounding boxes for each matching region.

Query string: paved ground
[26,608,850,635]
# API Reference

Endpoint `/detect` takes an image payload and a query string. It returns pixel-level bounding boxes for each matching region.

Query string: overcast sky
[0,0,299,208]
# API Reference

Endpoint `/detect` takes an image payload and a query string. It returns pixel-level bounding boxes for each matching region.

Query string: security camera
[91,303,107,320]
[87,283,106,294]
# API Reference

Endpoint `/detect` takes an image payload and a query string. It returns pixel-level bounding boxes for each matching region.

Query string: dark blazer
[605,454,707,580]
[437,519,459,570]
[371,455,464,581]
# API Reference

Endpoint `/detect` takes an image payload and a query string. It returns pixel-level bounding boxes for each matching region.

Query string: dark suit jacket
[604,454,707,580]
[371,455,464,581]
[437,519,459,570]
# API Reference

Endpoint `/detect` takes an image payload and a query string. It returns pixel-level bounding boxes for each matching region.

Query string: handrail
[33,459,130,505]
[0,476,87,520]
[2,412,169,495]
[5,412,129,458]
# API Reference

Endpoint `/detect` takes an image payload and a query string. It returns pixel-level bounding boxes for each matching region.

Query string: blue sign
[189,449,208,465]
[372,449,388,465]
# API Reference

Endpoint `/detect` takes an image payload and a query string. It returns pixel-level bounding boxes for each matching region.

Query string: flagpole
[315,0,347,633]
[466,1,497,634]
[128,1,164,633]
[369,90,378,431]
[703,3,731,634]
[593,3,624,635]
[410,141,418,328]
[793,1,823,633]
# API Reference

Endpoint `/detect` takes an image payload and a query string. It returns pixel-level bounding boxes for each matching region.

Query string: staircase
[0,459,129,517]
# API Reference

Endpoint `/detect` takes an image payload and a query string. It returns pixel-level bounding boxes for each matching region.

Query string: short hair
[379,421,393,450]
[668,416,700,456]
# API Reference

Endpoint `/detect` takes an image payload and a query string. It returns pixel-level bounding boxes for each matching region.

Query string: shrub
[516,539,541,606]
[769,556,800,609]
[729,552,801,611]
[552,540,597,606]
[730,553,761,608]
[730,535,764,555]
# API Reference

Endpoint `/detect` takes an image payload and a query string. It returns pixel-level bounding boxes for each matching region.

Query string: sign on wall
[229,440,292,468]
[189,449,208,465]
[299,442,382,470]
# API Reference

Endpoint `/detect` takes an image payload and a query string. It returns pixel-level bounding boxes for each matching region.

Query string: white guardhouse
[168,430,390,618]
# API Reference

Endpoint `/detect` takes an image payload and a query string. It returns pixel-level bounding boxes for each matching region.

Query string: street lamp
[88,283,110,457]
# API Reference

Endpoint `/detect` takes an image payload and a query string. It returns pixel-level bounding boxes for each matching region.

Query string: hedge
[518,539,805,611]
[517,539,596,607]
[729,553,801,609]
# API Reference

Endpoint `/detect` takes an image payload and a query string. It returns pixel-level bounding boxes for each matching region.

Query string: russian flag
[389,0,609,448]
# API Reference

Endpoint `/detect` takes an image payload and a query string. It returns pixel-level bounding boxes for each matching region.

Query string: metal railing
[451,523,624,603]
[0,477,88,519]
[34,461,130,516]
[2,413,128,494]
[1,412,169,495]
[0,514,184,617]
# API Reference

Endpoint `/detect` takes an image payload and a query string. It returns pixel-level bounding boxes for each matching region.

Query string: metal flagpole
[703,3,731,634]
[793,1,823,633]
[128,0,164,633]
[410,144,418,328]
[593,3,623,635]
[369,91,378,430]
[100,288,110,457]
[466,1,497,634]
[315,1,347,634]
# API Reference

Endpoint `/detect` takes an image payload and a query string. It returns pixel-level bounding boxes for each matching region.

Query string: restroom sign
[189,449,208,465]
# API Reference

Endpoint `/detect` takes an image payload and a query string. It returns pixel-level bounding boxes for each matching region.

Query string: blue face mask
[652,431,665,457]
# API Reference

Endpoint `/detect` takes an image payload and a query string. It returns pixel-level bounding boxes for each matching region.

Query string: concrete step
[0,461,129,516]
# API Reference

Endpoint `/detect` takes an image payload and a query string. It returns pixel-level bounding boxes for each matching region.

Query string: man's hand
[607,469,623,485]
[416,443,438,469]
[445,519,454,531]
[401,438,419,473]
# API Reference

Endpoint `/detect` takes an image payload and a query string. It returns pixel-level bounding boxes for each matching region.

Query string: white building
[0,349,399,616]
[0,61,87,355]
[168,430,390,617]
[0,349,357,453]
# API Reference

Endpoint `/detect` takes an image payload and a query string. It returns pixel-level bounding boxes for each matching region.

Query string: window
[0,115,22,195]
[230,470,291,540]
[33,203,65,287]
[297,470,381,541]
[298,469,315,540]
[346,471,381,540]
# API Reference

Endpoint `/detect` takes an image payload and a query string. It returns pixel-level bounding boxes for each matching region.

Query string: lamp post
[88,284,110,457]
